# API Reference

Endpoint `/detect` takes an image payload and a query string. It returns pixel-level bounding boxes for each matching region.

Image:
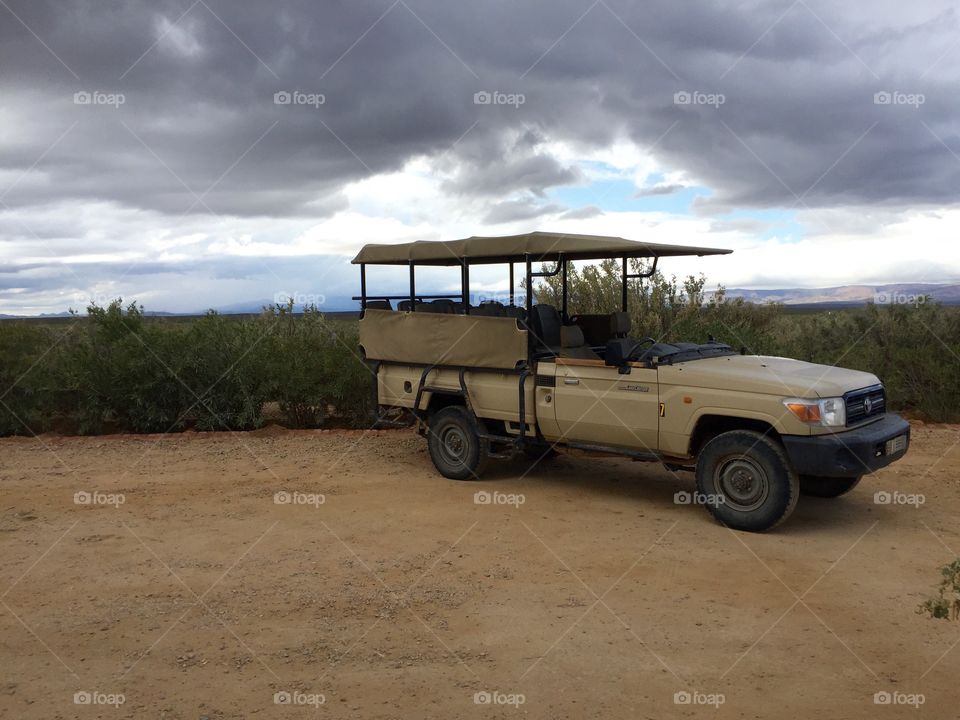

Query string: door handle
[563,377,579,385]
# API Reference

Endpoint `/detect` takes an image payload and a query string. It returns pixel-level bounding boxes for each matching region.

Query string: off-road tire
[695,430,799,532]
[800,475,862,498]
[427,406,489,480]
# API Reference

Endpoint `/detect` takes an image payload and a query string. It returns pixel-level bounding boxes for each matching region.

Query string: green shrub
[183,311,269,431]
[61,301,191,434]
[0,321,64,435]
[261,303,372,428]
[0,281,957,437]
[918,559,960,620]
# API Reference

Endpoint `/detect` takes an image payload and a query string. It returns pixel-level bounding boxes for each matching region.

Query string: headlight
[783,397,846,427]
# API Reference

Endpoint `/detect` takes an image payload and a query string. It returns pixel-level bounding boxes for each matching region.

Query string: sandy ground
[1,421,959,719]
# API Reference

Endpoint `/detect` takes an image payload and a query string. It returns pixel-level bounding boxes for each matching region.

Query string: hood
[658,354,880,398]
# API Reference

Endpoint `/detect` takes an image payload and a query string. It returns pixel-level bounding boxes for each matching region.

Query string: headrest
[610,311,631,335]
[560,325,585,348]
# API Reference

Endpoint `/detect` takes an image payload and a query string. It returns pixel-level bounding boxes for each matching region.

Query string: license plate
[885,434,907,455]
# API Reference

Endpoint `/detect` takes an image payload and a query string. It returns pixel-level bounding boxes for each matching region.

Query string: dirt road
[1,422,958,718]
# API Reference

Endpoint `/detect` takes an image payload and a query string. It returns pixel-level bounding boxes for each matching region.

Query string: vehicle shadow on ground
[476,453,879,536]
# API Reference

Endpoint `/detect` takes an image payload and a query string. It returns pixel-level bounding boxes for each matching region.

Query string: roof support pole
[561,257,568,320]
[508,263,515,306]
[525,255,533,316]
[461,260,470,314]
[621,256,628,312]
[360,263,367,310]
[409,262,416,312]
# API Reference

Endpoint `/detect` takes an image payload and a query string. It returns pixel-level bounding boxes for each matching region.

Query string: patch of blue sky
[549,178,710,214]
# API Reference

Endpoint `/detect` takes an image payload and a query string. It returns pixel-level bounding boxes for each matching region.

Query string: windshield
[639,341,738,365]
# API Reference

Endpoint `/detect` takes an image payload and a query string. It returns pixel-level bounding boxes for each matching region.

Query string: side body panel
[376,364,536,427]
[549,358,659,450]
[657,364,812,458]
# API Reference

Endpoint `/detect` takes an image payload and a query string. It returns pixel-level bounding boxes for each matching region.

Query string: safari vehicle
[352,232,911,532]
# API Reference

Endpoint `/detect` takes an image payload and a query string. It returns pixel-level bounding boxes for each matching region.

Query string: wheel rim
[715,456,769,511]
[439,425,469,467]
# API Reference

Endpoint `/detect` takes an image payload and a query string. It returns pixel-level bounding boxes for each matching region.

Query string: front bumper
[781,413,911,478]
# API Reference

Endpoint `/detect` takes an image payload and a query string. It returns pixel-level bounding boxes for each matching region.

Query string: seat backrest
[474,302,503,317]
[476,301,505,317]
[560,325,586,348]
[366,299,392,311]
[428,299,455,314]
[571,313,611,345]
[529,304,562,349]
[397,300,411,312]
[610,311,631,337]
[560,324,601,360]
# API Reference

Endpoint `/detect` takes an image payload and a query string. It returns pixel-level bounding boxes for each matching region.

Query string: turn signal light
[785,402,821,423]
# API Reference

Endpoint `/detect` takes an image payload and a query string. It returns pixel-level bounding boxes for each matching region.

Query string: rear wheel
[695,430,799,532]
[800,475,862,498]
[427,406,489,480]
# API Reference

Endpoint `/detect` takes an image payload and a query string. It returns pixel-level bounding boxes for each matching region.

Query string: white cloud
[2,150,960,314]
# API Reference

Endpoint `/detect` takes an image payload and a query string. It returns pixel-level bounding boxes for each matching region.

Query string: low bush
[0,299,373,436]
[260,303,372,428]
[918,559,960,620]
[0,276,957,437]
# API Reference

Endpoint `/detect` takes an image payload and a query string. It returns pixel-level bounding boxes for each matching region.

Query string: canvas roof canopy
[351,231,732,266]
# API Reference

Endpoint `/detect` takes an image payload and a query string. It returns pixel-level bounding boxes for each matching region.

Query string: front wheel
[695,430,799,532]
[800,475,862,498]
[427,406,489,480]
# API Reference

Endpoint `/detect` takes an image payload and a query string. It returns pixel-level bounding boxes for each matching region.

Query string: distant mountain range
[713,282,960,306]
[3,283,959,319]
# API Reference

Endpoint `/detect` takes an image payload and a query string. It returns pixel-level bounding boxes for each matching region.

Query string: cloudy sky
[1,0,959,314]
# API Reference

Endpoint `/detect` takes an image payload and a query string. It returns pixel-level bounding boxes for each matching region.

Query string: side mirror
[605,339,631,373]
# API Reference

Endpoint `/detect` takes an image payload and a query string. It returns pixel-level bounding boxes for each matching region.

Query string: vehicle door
[551,358,659,452]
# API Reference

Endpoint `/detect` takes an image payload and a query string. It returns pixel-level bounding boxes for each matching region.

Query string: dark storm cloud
[0,0,958,218]
[480,199,565,225]
[0,252,360,313]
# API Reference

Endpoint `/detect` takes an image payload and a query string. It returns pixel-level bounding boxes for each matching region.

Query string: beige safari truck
[352,232,911,532]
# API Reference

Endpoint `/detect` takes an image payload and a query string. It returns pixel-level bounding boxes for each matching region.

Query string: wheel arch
[423,390,466,416]
[687,411,783,458]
